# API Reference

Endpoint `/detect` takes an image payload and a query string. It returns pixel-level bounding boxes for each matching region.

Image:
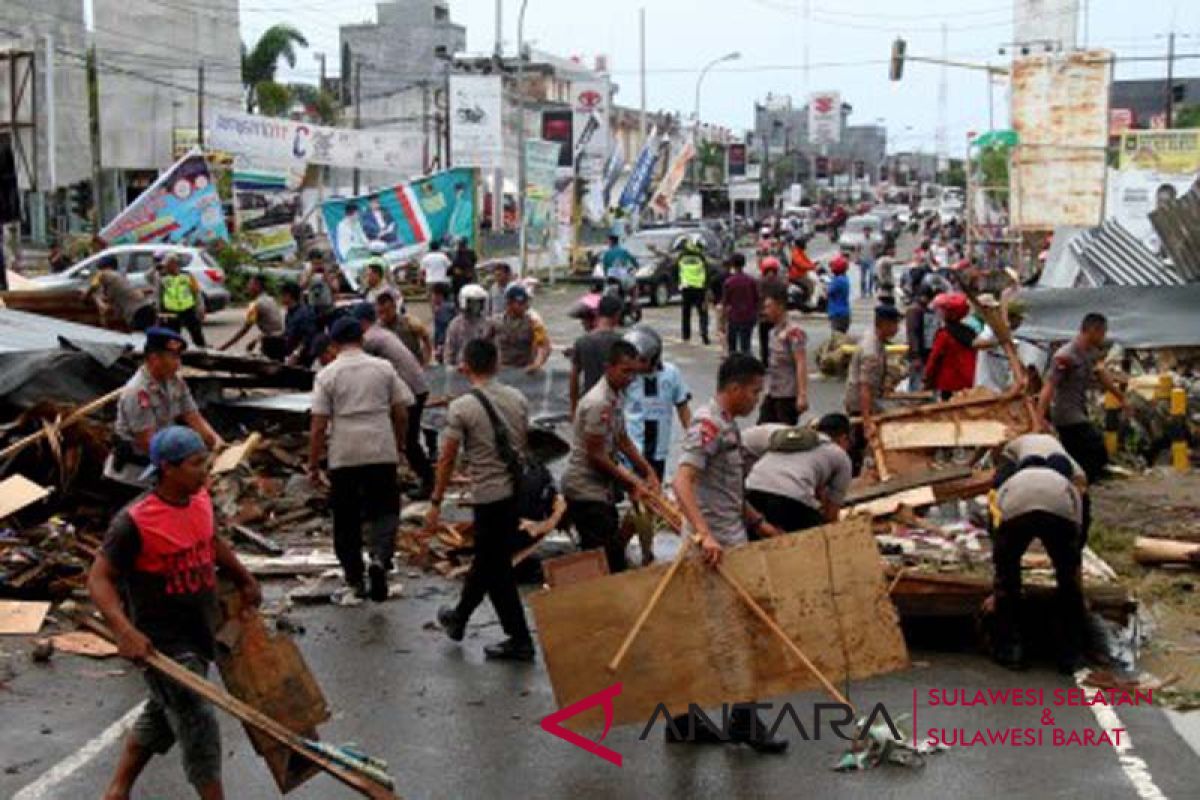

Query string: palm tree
[242,24,309,113]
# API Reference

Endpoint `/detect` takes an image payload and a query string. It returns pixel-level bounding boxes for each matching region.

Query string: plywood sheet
[0,600,51,635]
[0,474,51,520]
[530,518,908,732]
[52,631,119,658]
[846,486,937,518]
[879,420,1009,450]
[211,433,263,475]
[542,550,609,588]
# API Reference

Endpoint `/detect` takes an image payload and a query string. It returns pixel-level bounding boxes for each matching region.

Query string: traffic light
[70,181,93,220]
[889,38,907,81]
[1173,84,1186,103]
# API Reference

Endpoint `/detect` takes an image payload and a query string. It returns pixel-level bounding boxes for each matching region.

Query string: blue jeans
[726,321,754,354]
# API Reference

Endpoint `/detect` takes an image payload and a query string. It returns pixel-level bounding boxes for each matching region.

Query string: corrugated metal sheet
[1150,183,1200,282]
[0,308,138,354]
[1067,220,1182,287]
[1010,51,1111,230]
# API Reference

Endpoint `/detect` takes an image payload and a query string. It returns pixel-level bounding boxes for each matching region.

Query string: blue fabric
[624,362,691,462]
[828,274,852,319]
[602,245,638,274]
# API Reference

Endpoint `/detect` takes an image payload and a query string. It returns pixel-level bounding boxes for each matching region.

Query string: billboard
[449,75,504,172]
[1014,0,1078,51]
[572,80,610,180]
[727,143,747,177]
[1010,50,1111,230]
[1118,130,1200,174]
[1106,168,1197,253]
[524,140,561,249]
[808,92,841,146]
[233,167,304,259]
[320,168,477,268]
[100,149,229,245]
[208,111,420,173]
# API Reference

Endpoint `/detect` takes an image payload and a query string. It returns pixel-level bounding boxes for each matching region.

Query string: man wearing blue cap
[310,316,415,601]
[108,327,221,491]
[494,283,551,372]
[89,426,261,800]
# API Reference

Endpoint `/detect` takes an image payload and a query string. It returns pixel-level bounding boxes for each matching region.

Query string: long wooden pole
[80,618,400,800]
[0,388,123,462]
[606,534,695,673]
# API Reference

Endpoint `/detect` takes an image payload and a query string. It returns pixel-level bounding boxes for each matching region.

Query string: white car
[34,244,231,311]
[938,200,965,225]
[837,215,885,254]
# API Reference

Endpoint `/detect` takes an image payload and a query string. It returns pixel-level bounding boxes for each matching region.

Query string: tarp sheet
[1019,285,1200,348]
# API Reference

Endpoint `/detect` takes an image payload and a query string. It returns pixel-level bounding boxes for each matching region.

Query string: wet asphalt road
[3,237,1199,799]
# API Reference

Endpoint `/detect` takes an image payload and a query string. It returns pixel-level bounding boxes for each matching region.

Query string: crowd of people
[84,217,1130,794]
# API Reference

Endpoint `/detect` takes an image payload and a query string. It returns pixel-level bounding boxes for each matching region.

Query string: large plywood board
[1011,50,1111,230]
[880,420,1008,450]
[530,518,908,732]
[0,475,51,520]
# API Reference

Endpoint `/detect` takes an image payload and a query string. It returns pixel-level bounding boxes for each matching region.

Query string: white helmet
[459,283,488,305]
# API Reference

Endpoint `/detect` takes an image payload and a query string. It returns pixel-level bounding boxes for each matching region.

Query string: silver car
[33,244,231,311]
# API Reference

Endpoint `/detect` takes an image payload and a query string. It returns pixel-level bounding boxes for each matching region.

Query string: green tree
[255,82,293,117]
[1175,105,1200,128]
[242,24,309,113]
[289,83,341,125]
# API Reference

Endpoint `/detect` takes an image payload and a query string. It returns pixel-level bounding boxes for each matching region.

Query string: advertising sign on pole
[727,143,747,177]
[572,80,610,179]
[1118,130,1200,174]
[100,149,228,245]
[808,92,841,146]
[649,143,696,217]
[449,75,504,171]
[524,140,561,249]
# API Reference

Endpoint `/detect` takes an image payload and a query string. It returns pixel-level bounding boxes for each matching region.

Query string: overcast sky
[243,0,1200,156]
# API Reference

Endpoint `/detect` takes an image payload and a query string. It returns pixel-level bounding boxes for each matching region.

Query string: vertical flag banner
[320,167,478,268]
[649,143,696,216]
[100,149,229,245]
[618,129,660,213]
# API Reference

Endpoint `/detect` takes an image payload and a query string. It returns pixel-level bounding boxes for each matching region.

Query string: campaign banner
[1105,168,1197,252]
[100,149,229,246]
[1118,130,1200,174]
[525,140,561,249]
[649,142,696,217]
[320,168,477,270]
[233,166,304,259]
[602,147,626,206]
[208,110,420,173]
[618,128,660,213]
[450,75,504,172]
[808,92,841,146]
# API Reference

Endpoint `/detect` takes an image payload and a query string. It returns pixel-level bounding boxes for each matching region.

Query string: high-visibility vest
[161,274,198,313]
[678,255,706,289]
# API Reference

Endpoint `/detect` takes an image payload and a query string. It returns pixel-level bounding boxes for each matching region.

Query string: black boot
[730,708,789,754]
[992,640,1028,671]
[437,605,465,642]
[664,713,728,745]
[484,637,535,662]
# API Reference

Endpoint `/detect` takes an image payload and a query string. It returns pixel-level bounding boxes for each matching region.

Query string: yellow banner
[1118,130,1200,173]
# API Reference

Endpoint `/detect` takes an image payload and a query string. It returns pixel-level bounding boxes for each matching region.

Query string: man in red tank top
[89,426,260,800]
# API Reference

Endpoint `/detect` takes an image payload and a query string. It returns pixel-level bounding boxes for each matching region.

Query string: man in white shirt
[420,241,452,290]
[336,204,369,262]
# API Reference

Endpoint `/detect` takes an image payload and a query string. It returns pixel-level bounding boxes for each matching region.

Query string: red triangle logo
[540,683,624,767]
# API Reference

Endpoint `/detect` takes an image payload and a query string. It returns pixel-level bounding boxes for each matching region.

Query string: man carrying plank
[88,426,262,800]
[671,353,788,753]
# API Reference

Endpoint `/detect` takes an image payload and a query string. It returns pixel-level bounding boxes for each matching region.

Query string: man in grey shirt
[309,317,413,603]
[991,452,1086,673]
[743,414,854,534]
[426,339,536,662]
[673,353,787,753]
[562,340,659,573]
[353,303,434,498]
[1036,312,1125,483]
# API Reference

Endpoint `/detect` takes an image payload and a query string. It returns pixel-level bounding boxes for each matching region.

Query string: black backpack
[470,389,557,521]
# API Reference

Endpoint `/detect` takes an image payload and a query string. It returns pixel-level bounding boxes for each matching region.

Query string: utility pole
[45,33,57,193]
[1165,31,1176,128]
[86,44,103,228]
[517,0,529,277]
[353,59,362,195]
[494,0,503,59]
[315,52,327,93]
[197,60,205,149]
[639,7,646,147]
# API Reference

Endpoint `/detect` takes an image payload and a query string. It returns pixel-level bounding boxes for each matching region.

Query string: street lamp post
[691,51,739,211]
[516,0,530,278]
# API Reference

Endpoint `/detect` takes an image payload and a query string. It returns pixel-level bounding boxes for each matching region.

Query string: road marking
[13,702,145,800]
[1076,672,1169,800]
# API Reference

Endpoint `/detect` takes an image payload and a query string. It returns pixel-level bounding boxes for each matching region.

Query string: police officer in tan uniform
[494,284,551,372]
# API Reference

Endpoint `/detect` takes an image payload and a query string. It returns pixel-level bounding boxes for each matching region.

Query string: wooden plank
[542,550,610,588]
[51,631,119,658]
[1133,537,1200,567]
[0,600,51,635]
[846,486,937,518]
[843,465,974,504]
[80,617,399,799]
[211,433,263,475]
[0,474,51,519]
[530,517,908,732]
[879,420,1009,450]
